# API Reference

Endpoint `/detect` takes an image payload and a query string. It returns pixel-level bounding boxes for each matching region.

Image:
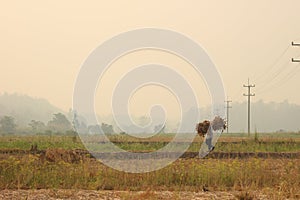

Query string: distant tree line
[0,116,17,134]
[0,113,72,135]
[0,113,170,135]
[0,113,116,135]
[71,113,114,134]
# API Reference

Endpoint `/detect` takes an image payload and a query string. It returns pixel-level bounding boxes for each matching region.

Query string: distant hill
[0,93,63,126]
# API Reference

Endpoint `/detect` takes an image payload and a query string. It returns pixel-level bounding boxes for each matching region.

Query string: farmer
[196,116,226,151]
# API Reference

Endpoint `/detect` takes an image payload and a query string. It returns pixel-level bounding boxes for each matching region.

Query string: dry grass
[0,134,299,199]
[0,154,299,199]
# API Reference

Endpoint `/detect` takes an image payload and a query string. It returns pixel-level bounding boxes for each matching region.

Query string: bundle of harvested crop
[196,116,226,137]
[196,120,210,137]
[211,116,226,131]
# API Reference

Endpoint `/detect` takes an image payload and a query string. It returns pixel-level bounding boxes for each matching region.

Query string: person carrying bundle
[196,116,226,151]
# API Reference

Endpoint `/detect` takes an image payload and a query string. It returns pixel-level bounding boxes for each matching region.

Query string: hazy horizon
[1,93,300,133]
[1,1,300,118]
[1,91,300,113]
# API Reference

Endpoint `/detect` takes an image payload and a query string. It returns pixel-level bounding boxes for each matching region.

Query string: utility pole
[292,41,300,46]
[243,79,255,137]
[292,41,300,62]
[224,98,232,134]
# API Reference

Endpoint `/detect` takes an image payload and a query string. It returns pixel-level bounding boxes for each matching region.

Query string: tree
[0,116,17,133]
[88,124,101,134]
[47,113,72,133]
[28,120,46,133]
[71,111,88,134]
[101,123,114,134]
[75,121,88,134]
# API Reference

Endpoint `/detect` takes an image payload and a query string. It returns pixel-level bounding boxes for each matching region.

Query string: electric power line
[252,44,291,83]
[256,63,300,95]
[256,50,300,94]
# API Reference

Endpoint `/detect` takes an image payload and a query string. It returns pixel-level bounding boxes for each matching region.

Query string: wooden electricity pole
[292,41,300,62]
[243,79,255,137]
[225,98,232,134]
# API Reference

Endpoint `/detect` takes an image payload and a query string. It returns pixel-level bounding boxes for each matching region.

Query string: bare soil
[0,189,269,200]
[0,149,299,163]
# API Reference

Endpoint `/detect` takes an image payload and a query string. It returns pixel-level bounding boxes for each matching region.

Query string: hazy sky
[1,1,300,116]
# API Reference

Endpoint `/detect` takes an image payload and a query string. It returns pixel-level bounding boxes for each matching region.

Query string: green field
[0,133,299,153]
[0,133,299,199]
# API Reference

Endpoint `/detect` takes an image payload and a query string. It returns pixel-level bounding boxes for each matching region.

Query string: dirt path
[0,189,266,200]
[0,149,299,160]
